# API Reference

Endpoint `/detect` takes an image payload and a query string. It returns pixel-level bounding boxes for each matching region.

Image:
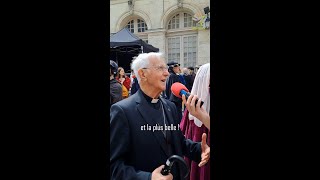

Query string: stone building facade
[110,0,210,68]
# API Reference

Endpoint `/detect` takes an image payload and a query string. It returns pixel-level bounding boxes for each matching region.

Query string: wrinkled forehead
[149,55,166,66]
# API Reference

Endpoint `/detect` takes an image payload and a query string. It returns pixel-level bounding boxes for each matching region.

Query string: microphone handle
[180,90,204,107]
[161,164,171,175]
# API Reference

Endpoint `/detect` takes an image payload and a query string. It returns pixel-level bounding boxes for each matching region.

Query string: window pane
[127,20,134,33]
[167,12,199,29]
[183,35,197,67]
[168,14,180,29]
[168,37,181,64]
[137,19,147,33]
[184,13,193,28]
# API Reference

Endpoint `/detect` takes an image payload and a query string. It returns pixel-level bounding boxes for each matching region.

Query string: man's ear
[138,69,146,81]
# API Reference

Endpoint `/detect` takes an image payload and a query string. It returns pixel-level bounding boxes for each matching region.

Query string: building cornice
[110,0,130,5]
[166,28,197,34]
[145,28,166,34]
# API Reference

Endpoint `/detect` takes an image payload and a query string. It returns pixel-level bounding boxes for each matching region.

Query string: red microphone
[171,82,204,107]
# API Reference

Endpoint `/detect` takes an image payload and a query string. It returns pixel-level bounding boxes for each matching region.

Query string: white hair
[182,68,189,75]
[188,63,210,127]
[131,52,164,83]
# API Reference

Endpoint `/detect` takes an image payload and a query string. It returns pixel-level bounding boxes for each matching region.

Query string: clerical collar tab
[151,99,159,103]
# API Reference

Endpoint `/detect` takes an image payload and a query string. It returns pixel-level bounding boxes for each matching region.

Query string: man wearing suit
[110,52,210,180]
[165,61,183,122]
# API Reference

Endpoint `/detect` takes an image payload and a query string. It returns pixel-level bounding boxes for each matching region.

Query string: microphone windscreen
[171,82,189,98]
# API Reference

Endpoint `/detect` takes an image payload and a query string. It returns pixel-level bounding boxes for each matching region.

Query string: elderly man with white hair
[110,52,210,180]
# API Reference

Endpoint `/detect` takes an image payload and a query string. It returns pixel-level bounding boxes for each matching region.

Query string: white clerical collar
[151,99,159,103]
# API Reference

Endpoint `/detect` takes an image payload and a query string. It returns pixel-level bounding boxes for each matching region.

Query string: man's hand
[151,165,173,180]
[199,133,210,167]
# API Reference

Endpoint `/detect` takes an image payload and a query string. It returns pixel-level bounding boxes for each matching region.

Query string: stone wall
[110,0,211,67]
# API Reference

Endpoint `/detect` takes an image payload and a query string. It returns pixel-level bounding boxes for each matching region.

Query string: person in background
[194,65,201,75]
[165,61,183,121]
[187,66,196,90]
[116,67,131,98]
[130,70,140,95]
[178,69,186,86]
[110,60,123,106]
[179,63,210,180]
[182,67,192,91]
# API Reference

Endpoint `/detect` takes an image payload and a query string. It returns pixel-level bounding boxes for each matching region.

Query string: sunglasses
[169,64,180,67]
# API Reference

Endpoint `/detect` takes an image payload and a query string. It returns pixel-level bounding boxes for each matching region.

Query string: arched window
[127,20,134,33]
[183,13,194,28]
[167,12,197,68]
[168,14,180,29]
[137,19,147,32]
[168,13,196,29]
[126,18,148,33]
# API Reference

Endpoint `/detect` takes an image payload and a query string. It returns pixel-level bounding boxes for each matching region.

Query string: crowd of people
[110,52,211,180]
[110,59,198,107]
[110,60,141,105]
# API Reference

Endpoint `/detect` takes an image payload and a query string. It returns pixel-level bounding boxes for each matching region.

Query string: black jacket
[183,75,193,91]
[130,77,140,95]
[110,90,201,179]
[110,78,122,106]
[165,73,181,102]
[165,72,183,121]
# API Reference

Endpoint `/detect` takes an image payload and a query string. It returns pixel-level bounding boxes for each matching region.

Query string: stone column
[197,29,210,66]
[147,29,166,55]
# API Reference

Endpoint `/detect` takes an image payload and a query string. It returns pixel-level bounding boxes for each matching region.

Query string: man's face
[183,68,189,75]
[173,64,180,73]
[143,56,169,92]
